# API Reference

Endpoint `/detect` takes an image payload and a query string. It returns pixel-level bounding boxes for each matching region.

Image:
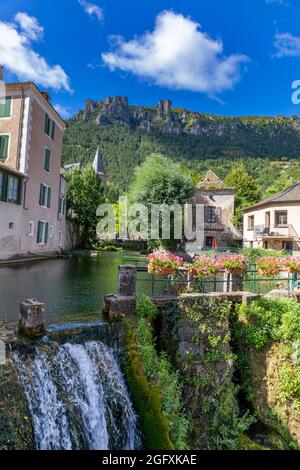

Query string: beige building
[185,171,241,252]
[0,76,67,260]
[243,182,300,252]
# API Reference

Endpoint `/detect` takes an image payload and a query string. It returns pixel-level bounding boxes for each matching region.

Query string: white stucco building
[243,182,300,252]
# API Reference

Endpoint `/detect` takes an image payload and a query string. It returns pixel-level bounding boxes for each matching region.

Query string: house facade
[0,76,67,260]
[184,171,241,252]
[243,182,300,252]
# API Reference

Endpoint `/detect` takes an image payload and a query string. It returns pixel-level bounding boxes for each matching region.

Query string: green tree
[225,164,261,229]
[129,154,195,247]
[263,172,294,199]
[65,165,105,247]
[129,154,195,205]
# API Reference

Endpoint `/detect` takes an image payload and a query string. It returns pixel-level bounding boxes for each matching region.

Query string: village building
[0,70,67,260]
[184,171,242,252]
[243,182,300,252]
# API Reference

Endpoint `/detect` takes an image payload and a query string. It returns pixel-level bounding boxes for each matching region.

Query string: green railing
[134,265,299,298]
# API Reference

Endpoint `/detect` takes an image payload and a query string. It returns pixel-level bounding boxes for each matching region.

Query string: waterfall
[13,341,141,450]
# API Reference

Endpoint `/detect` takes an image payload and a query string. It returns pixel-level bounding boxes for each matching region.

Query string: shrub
[237,297,290,349]
[136,295,159,320]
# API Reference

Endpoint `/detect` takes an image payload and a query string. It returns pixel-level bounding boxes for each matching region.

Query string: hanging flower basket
[189,256,222,279]
[147,252,183,276]
[217,254,249,275]
[284,257,300,274]
[256,257,282,277]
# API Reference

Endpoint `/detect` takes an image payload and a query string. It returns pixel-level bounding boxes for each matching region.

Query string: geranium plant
[188,256,222,279]
[147,252,184,276]
[256,257,282,277]
[284,257,300,274]
[217,254,249,274]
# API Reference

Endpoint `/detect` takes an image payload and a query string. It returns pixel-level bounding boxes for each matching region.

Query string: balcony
[254,224,300,241]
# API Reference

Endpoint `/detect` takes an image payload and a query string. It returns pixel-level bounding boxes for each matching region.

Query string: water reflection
[0,252,145,324]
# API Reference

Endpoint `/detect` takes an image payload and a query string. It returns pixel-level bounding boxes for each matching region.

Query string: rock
[156,100,172,119]
[18,299,46,338]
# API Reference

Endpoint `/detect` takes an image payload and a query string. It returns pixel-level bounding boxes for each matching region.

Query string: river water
[0,251,148,324]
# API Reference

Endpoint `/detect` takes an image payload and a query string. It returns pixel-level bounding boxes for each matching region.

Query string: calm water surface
[0,252,148,324]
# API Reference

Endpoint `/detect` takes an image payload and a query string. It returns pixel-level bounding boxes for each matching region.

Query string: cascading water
[13,340,141,450]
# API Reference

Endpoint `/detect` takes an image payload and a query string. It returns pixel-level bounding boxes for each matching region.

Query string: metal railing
[134,265,299,298]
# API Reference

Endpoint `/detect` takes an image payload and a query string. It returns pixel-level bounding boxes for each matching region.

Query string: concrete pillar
[118,265,137,297]
[18,298,46,338]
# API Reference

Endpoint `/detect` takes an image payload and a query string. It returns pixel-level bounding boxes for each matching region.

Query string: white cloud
[78,0,104,22]
[0,14,71,92]
[102,11,248,95]
[53,103,71,119]
[274,32,300,57]
[14,12,44,41]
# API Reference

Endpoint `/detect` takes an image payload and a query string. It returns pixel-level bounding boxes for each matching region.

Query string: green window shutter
[44,223,49,244]
[0,97,12,118]
[44,113,50,135]
[0,135,9,158]
[51,121,55,140]
[47,187,51,208]
[16,179,22,205]
[44,149,51,171]
[1,172,8,201]
[39,184,44,205]
[37,221,43,243]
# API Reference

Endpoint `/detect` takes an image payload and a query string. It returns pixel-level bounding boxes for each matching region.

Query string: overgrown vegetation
[178,297,255,449]
[233,297,300,448]
[123,297,190,450]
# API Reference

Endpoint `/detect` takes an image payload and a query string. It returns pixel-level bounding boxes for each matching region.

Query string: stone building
[184,171,241,252]
[0,72,67,260]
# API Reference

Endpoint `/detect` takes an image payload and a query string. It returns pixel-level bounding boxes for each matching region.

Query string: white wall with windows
[243,203,300,250]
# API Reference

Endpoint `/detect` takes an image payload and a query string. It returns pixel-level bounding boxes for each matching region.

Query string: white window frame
[43,147,51,173]
[58,231,63,247]
[40,183,51,209]
[0,96,13,120]
[37,220,47,246]
[28,221,35,237]
[0,133,11,159]
[59,196,65,216]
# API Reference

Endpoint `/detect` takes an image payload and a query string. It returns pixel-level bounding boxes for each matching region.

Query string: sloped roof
[196,170,232,190]
[92,148,106,175]
[244,181,300,212]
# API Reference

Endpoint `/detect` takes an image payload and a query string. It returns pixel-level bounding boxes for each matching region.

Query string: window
[8,222,14,230]
[275,211,288,226]
[59,196,65,215]
[206,206,217,223]
[0,134,9,158]
[0,96,12,118]
[0,172,22,204]
[248,215,255,230]
[58,231,63,246]
[265,212,271,228]
[39,183,51,208]
[44,113,55,140]
[37,221,49,245]
[28,221,34,237]
[44,148,51,172]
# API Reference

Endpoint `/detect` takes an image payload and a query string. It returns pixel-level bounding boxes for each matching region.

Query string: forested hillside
[62,96,300,193]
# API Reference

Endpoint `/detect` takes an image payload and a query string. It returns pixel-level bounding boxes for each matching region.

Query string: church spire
[92,147,107,193]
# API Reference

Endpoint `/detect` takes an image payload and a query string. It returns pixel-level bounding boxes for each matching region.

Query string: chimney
[0,65,4,82]
[41,91,51,102]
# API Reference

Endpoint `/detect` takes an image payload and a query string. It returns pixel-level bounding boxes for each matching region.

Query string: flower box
[256,257,282,277]
[147,252,184,276]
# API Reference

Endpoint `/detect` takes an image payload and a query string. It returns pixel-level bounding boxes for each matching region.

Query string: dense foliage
[123,297,190,450]
[62,117,300,195]
[65,165,104,247]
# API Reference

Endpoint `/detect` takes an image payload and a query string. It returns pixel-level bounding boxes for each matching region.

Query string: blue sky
[1,0,300,117]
